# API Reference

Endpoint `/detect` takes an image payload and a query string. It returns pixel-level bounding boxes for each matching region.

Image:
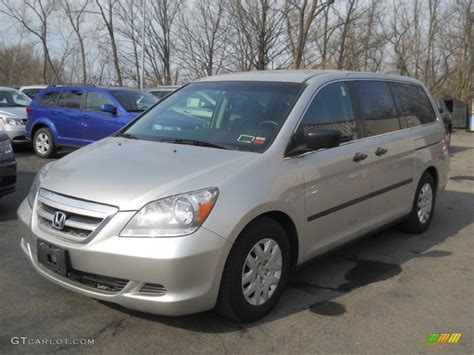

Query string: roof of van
[39,85,146,92]
[196,70,422,85]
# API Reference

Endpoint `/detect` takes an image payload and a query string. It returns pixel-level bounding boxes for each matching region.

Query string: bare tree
[179,0,230,78]
[146,0,183,85]
[231,0,286,70]
[62,0,89,84]
[0,0,60,83]
[285,0,334,69]
[94,0,123,85]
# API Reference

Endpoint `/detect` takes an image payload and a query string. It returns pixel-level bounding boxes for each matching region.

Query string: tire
[33,128,56,158]
[215,217,290,322]
[399,172,436,234]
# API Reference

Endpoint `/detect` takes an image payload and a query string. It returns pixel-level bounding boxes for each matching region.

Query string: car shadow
[449,144,472,155]
[99,188,473,333]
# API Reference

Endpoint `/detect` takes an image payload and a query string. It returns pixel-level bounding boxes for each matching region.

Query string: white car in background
[19,85,47,100]
[0,87,31,143]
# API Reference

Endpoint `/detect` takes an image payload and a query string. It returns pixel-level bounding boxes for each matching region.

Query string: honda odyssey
[17,70,449,321]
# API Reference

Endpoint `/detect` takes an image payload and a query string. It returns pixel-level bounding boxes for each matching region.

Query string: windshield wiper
[116,132,138,139]
[160,138,231,150]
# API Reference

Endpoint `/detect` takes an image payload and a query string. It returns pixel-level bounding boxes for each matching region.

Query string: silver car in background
[17,70,449,321]
[147,85,180,100]
[0,87,32,143]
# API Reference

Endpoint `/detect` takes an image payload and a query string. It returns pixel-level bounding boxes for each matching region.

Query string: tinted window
[391,83,436,127]
[351,81,400,136]
[85,91,113,111]
[57,90,83,109]
[298,82,358,143]
[37,91,59,106]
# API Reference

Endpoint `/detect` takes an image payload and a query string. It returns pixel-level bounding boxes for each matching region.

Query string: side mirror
[305,127,341,151]
[101,104,117,114]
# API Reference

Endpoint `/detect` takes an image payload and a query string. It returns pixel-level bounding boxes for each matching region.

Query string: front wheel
[33,128,56,158]
[399,173,436,234]
[215,217,290,322]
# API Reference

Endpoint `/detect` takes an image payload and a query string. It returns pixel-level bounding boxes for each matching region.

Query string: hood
[41,137,258,210]
[0,107,27,118]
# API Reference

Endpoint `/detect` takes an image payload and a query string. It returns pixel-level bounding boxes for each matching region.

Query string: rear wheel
[215,217,290,322]
[399,173,436,234]
[34,128,56,158]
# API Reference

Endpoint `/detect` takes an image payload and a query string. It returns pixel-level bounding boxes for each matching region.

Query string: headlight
[120,187,219,237]
[1,117,24,126]
[27,162,55,207]
[0,140,12,154]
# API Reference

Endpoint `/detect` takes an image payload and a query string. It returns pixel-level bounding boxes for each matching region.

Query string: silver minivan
[18,71,449,321]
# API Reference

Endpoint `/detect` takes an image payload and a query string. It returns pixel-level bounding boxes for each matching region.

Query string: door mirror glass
[101,103,117,114]
[305,127,341,150]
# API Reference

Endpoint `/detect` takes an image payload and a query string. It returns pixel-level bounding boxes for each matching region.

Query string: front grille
[0,175,16,187]
[21,119,27,125]
[36,188,118,243]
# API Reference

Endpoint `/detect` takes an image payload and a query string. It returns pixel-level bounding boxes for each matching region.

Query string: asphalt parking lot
[0,132,472,353]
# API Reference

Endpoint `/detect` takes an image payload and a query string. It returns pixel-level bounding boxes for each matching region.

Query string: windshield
[0,90,32,107]
[123,81,304,152]
[110,90,157,112]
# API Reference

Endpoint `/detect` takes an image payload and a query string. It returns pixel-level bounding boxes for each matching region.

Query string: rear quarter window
[390,82,437,127]
[36,91,60,107]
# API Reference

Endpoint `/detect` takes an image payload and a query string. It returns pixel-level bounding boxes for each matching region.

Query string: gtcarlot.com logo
[11,337,95,346]
[426,333,462,344]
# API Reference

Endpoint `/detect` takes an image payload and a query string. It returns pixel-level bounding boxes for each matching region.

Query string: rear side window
[57,90,83,109]
[37,91,59,107]
[391,83,436,127]
[351,81,400,136]
[84,91,113,111]
[298,82,359,143]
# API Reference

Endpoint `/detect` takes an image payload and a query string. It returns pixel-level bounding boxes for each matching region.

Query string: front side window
[296,82,358,144]
[0,90,31,107]
[391,82,436,127]
[123,81,304,152]
[37,91,59,106]
[351,81,400,136]
[110,91,157,112]
[57,90,83,109]
[84,91,113,111]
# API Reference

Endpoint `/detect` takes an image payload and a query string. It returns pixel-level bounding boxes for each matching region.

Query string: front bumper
[0,159,16,197]
[17,199,232,316]
[2,125,28,143]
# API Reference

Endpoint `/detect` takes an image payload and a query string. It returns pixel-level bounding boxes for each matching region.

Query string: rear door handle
[375,147,388,156]
[353,152,368,162]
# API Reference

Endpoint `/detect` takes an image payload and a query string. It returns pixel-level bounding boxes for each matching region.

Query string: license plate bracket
[37,240,70,276]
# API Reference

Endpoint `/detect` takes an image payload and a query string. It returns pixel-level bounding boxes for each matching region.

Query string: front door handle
[375,147,388,156]
[353,152,368,162]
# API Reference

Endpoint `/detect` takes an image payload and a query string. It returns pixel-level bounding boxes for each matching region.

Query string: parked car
[435,98,453,146]
[26,85,157,158]
[17,71,449,322]
[147,86,179,100]
[0,131,16,198]
[0,87,31,144]
[19,85,47,100]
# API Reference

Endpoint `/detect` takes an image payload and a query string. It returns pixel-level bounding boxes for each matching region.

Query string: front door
[296,82,372,258]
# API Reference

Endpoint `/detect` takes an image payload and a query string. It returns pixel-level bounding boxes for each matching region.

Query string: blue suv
[26,86,157,158]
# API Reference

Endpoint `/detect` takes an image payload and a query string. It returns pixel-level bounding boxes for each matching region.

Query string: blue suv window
[85,91,113,111]
[37,91,60,106]
[57,90,83,109]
